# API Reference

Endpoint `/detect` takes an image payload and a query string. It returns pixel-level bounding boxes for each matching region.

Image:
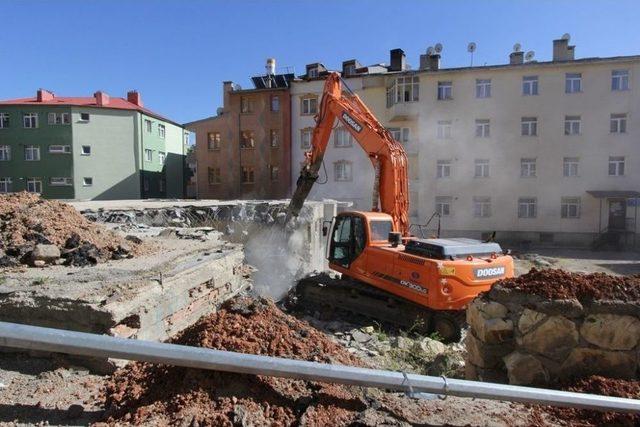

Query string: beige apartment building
[291,39,639,247]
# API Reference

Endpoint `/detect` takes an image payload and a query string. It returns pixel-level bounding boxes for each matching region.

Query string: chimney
[509,51,524,65]
[36,89,54,102]
[94,91,110,106]
[222,81,234,109]
[389,48,406,71]
[127,90,143,107]
[553,37,575,61]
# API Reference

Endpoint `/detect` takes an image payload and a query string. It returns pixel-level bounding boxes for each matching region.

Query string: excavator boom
[286,73,410,236]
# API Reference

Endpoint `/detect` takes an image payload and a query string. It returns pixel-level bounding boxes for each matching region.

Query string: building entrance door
[608,199,626,231]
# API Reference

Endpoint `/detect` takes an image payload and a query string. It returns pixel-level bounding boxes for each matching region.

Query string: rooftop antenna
[426,46,435,55]
[513,43,522,52]
[525,51,535,62]
[434,43,443,54]
[561,33,571,41]
[467,42,477,66]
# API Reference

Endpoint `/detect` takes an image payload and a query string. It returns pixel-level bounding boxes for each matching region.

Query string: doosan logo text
[341,112,363,133]
[474,266,505,279]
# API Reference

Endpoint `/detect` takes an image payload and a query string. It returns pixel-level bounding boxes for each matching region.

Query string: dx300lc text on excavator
[286,72,514,342]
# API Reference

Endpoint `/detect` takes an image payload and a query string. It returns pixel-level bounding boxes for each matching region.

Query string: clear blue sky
[2,0,640,124]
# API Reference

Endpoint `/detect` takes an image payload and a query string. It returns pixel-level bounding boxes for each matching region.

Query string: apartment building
[0,89,187,199]
[291,39,639,246]
[185,59,293,199]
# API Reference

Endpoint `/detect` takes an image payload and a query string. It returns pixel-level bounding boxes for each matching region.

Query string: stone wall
[465,286,640,385]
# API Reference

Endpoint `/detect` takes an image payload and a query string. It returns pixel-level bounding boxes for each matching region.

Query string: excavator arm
[286,73,410,236]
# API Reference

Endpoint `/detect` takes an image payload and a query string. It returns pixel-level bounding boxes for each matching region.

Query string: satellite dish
[525,51,535,61]
[467,42,476,53]
[513,43,522,52]
[426,46,434,55]
[434,43,443,53]
[561,33,571,41]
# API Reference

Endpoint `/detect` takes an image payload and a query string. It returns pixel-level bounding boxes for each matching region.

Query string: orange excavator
[286,73,514,342]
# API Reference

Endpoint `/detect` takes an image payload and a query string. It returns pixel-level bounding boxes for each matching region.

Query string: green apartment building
[0,89,187,200]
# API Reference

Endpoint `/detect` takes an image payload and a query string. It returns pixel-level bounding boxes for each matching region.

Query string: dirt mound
[100,297,369,426]
[0,192,144,267]
[535,376,640,426]
[494,268,640,301]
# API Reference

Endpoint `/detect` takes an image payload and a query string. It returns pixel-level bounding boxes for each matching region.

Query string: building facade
[186,65,293,199]
[291,39,639,246]
[0,90,187,200]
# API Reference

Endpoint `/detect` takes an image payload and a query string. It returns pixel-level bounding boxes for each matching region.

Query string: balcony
[386,102,419,122]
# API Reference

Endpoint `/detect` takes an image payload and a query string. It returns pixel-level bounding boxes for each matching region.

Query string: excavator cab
[327,214,366,268]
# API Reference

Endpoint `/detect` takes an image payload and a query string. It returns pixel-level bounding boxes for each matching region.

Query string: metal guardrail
[0,321,639,414]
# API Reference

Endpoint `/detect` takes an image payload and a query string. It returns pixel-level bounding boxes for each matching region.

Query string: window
[389,127,410,143]
[24,145,40,161]
[240,97,254,113]
[407,154,419,180]
[48,145,71,154]
[610,113,627,133]
[476,79,491,98]
[473,196,492,218]
[563,157,579,177]
[145,149,153,162]
[301,96,317,115]
[158,124,165,138]
[0,145,10,161]
[343,64,356,76]
[158,151,166,165]
[301,128,312,149]
[207,132,221,150]
[80,113,90,122]
[435,196,452,217]
[270,165,279,181]
[387,76,419,106]
[240,130,255,148]
[48,112,70,125]
[522,76,538,95]
[520,158,536,177]
[436,121,452,139]
[145,119,152,132]
[475,119,490,138]
[0,113,9,128]
[50,177,73,186]
[26,178,42,193]
[241,166,255,183]
[518,198,537,218]
[612,70,629,91]
[334,127,353,147]
[609,156,625,176]
[270,129,279,147]
[334,160,352,181]
[83,177,93,187]
[565,73,582,93]
[208,167,221,184]
[474,159,490,178]
[308,68,319,78]
[0,178,11,193]
[437,81,453,100]
[23,113,38,128]
[521,117,538,136]
[564,115,581,135]
[561,197,581,218]
[436,159,451,178]
[271,95,280,112]
[81,145,91,156]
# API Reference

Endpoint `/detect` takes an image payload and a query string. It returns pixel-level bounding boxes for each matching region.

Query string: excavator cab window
[328,215,366,267]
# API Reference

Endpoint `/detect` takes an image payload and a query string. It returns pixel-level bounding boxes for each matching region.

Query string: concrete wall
[72,108,140,200]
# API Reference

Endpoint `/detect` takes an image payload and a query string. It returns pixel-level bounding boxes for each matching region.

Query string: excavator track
[291,273,466,343]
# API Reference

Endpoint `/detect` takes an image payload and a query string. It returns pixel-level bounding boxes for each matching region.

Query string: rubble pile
[466,268,640,386]
[536,376,640,426]
[101,297,370,425]
[0,192,144,268]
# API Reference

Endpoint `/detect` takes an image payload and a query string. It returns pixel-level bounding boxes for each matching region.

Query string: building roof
[0,94,183,128]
